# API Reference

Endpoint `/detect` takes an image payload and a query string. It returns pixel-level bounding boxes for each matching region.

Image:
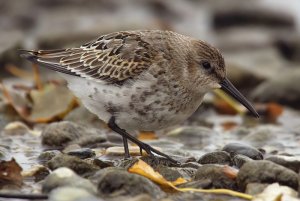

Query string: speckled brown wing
[20,31,158,83]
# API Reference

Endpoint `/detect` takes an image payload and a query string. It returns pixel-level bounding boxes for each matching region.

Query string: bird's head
[189,40,259,118]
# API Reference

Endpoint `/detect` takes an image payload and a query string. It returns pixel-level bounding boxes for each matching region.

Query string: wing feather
[20,31,158,84]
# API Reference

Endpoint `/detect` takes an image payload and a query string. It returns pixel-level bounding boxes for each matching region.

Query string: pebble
[222,142,263,160]
[165,126,218,149]
[3,121,31,136]
[21,164,50,182]
[198,151,232,165]
[105,146,147,156]
[66,148,96,159]
[265,155,300,173]
[47,154,99,176]
[93,168,165,199]
[155,165,196,181]
[252,183,298,201]
[48,186,100,201]
[232,154,253,168]
[237,160,299,191]
[42,167,97,195]
[193,164,237,190]
[41,121,106,147]
[38,150,61,163]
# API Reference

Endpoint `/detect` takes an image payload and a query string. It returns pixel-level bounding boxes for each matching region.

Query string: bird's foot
[137,142,179,164]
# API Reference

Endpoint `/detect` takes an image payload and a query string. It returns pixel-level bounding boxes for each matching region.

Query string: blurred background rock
[1,0,300,107]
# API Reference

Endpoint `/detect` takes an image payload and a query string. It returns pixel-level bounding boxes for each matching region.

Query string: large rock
[222,142,263,160]
[91,168,165,199]
[41,121,107,147]
[237,160,299,191]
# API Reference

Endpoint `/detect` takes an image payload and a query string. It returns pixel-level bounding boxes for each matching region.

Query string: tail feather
[19,49,79,76]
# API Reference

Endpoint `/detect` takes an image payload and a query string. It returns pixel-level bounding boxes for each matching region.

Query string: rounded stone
[42,167,97,195]
[66,148,96,159]
[265,155,300,173]
[222,142,263,160]
[237,160,299,191]
[232,154,253,168]
[47,154,99,176]
[48,186,99,201]
[198,151,232,165]
[93,168,165,199]
[38,150,61,163]
[193,164,237,190]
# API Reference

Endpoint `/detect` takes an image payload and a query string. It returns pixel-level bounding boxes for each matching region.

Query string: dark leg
[122,137,130,158]
[108,116,178,164]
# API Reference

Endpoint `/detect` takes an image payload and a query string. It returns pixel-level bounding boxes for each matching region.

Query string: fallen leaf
[138,131,158,140]
[0,158,23,187]
[221,121,238,130]
[256,103,283,122]
[28,83,77,123]
[129,159,253,200]
[222,165,238,179]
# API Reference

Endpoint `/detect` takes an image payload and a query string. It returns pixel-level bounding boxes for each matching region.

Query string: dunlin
[20,30,259,163]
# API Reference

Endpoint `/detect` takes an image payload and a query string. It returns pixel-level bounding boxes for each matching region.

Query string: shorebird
[20,30,259,163]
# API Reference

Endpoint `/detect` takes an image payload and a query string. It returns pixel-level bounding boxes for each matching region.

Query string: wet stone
[245,182,268,195]
[265,155,300,173]
[48,186,99,201]
[177,179,212,189]
[155,165,197,181]
[22,165,50,182]
[237,160,299,191]
[222,142,263,160]
[42,167,97,194]
[2,121,31,136]
[38,150,61,163]
[180,162,202,169]
[72,134,107,148]
[47,154,99,176]
[232,154,253,168]
[92,168,165,199]
[66,148,96,159]
[193,164,237,190]
[198,151,232,165]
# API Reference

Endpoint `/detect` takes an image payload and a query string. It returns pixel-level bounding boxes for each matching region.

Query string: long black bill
[220,78,259,118]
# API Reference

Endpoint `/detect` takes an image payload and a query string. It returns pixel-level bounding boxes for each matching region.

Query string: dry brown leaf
[0,158,23,187]
[138,131,158,140]
[28,83,77,123]
[221,121,238,131]
[129,159,253,200]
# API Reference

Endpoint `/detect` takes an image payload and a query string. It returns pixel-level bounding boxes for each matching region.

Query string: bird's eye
[201,61,212,70]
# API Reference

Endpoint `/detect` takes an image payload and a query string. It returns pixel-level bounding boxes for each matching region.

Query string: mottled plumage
[21,30,258,162]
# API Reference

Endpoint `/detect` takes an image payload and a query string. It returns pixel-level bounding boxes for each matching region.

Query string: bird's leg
[122,137,130,158]
[108,117,178,164]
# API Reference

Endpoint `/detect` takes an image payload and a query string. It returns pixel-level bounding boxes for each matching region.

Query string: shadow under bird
[20,30,259,163]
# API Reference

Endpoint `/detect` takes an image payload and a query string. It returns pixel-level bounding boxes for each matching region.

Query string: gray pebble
[222,142,263,160]
[237,160,299,191]
[198,151,232,165]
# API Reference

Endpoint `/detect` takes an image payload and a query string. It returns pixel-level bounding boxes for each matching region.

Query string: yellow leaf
[129,159,253,200]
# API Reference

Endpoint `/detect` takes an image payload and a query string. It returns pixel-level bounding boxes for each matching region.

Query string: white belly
[61,73,204,131]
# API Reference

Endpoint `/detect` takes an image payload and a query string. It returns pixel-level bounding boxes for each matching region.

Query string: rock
[2,121,31,135]
[38,150,61,163]
[193,164,237,190]
[41,121,107,147]
[251,70,300,109]
[241,125,280,147]
[72,134,107,148]
[222,142,263,160]
[0,103,21,132]
[92,168,165,198]
[165,126,218,149]
[64,106,107,129]
[232,154,253,168]
[47,154,99,176]
[155,165,197,181]
[176,179,212,189]
[122,194,153,201]
[212,4,295,30]
[105,146,147,156]
[265,155,300,173]
[0,146,9,159]
[48,187,99,201]
[21,165,50,182]
[252,183,298,201]
[42,167,97,194]
[66,148,95,159]
[198,151,232,165]
[180,162,202,169]
[245,183,269,195]
[237,161,299,191]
